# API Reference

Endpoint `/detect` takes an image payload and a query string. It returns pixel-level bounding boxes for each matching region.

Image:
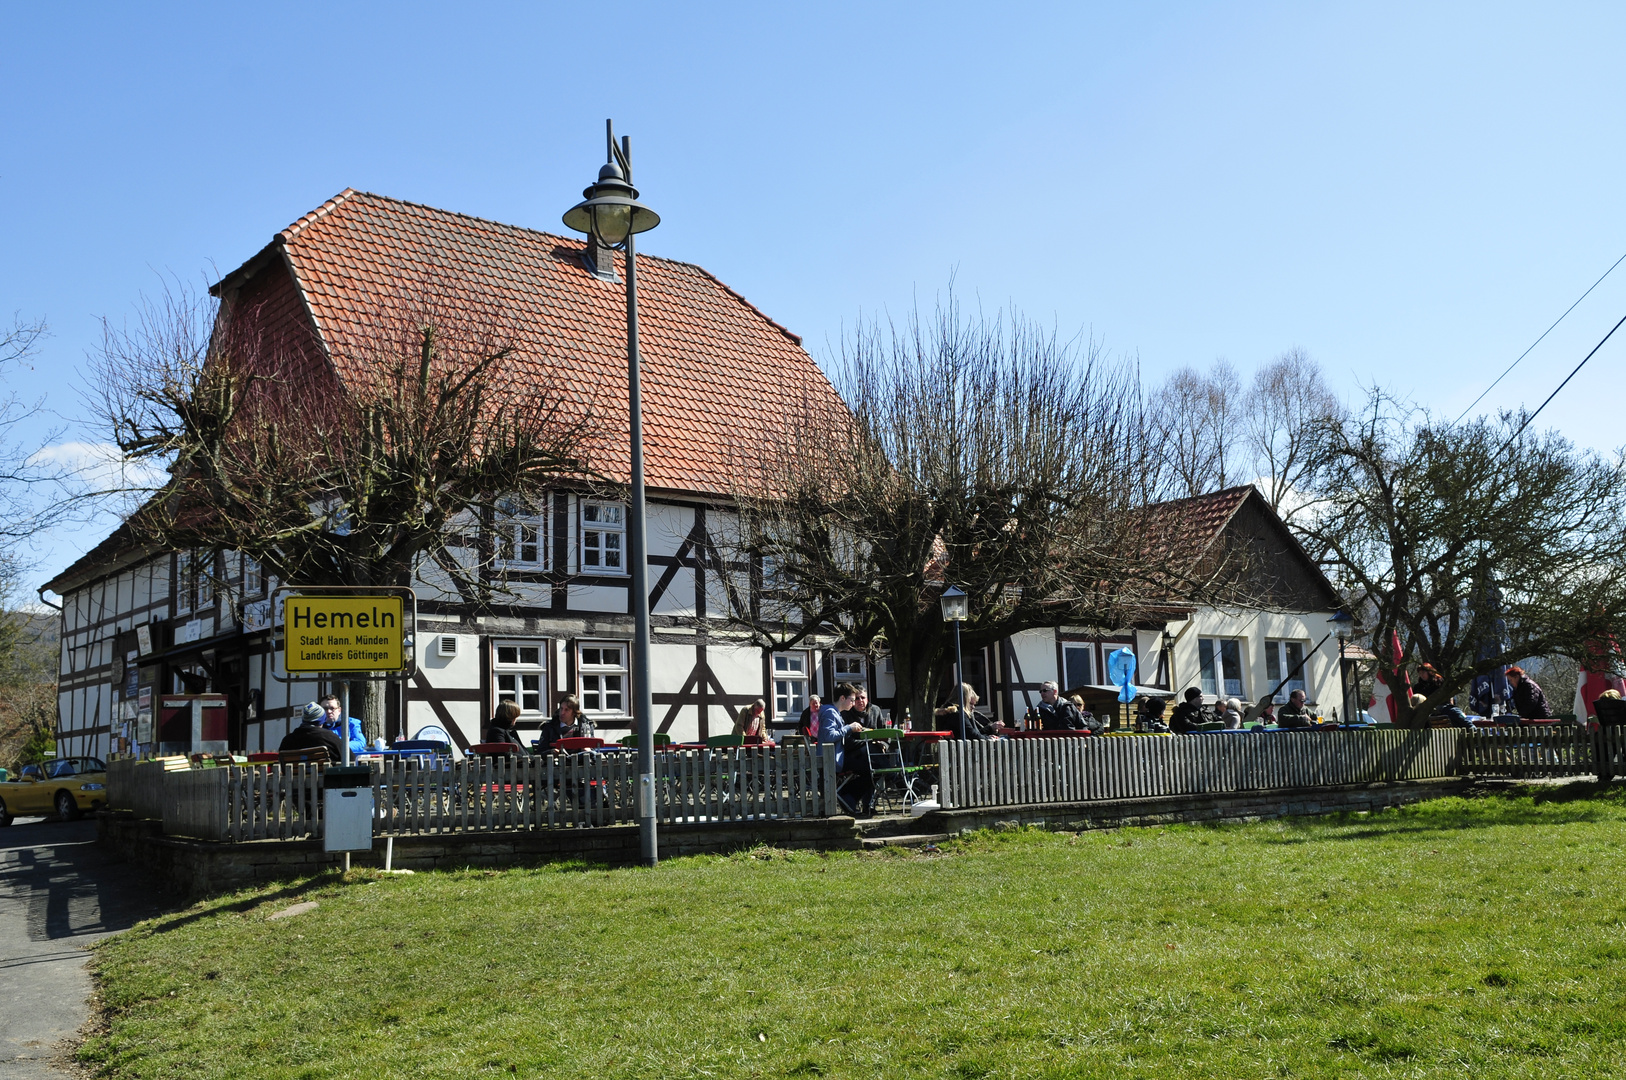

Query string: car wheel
[55,790,79,822]
[0,795,11,827]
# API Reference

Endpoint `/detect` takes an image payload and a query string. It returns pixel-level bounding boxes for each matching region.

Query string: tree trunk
[351,678,385,746]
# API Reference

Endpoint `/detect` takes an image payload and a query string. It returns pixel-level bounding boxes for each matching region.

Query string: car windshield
[47,761,76,778]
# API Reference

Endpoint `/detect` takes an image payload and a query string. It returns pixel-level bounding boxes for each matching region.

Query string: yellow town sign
[282,595,405,673]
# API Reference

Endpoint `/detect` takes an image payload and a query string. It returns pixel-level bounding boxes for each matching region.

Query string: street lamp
[1330,611,1354,723]
[939,586,969,732]
[564,120,661,867]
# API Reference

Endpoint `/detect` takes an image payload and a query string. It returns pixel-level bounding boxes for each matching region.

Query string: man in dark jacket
[1169,688,1206,733]
[842,687,884,730]
[279,702,345,759]
[1505,666,1553,719]
[1025,682,1084,730]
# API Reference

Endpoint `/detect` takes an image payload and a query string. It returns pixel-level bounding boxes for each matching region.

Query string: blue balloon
[1108,647,1137,702]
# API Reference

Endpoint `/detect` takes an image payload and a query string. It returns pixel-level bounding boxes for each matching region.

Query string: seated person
[734,699,773,744]
[799,695,822,739]
[319,694,368,756]
[843,687,884,730]
[1069,693,1104,734]
[1025,681,1084,730]
[1141,698,1170,732]
[1169,687,1206,733]
[819,682,873,815]
[1275,689,1314,727]
[484,700,526,747]
[1413,663,1444,700]
[1505,666,1553,720]
[279,701,346,758]
[539,696,583,752]
[937,684,998,740]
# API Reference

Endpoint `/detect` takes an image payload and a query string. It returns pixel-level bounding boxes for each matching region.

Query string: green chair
[706,733,745,748]
[618,733,672,749]
[858,728,924,811]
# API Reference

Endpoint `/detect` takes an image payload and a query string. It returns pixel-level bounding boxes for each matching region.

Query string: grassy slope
[84,785,1626,1079]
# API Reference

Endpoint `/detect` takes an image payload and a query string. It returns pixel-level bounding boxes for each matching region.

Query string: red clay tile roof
[1144,485,1254,556]
[249,189,845,497]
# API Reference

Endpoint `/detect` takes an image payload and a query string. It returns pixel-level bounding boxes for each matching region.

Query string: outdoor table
[901,729,953,766]
[1101,730,1174,737]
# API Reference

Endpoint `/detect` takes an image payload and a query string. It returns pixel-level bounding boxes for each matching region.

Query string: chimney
[584,234,619,283]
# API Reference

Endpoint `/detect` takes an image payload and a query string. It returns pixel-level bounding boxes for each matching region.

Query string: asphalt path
[0,816,166,1078]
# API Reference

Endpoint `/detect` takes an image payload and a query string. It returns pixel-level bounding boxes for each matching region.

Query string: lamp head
[563,159,660,249]
[940,585,969,623]
[1329,610,1355,640]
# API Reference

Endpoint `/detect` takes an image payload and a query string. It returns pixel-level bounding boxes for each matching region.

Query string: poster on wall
[136,686,154,744]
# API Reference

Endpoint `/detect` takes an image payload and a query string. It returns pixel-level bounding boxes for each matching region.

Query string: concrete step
[853,814,920,837]
[861,832,948,850]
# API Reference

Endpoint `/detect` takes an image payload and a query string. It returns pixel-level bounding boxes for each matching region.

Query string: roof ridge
[279,188,360,242]
[294,190,810,348]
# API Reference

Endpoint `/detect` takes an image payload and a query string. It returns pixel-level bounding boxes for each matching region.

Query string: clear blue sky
[5,2,1626,600]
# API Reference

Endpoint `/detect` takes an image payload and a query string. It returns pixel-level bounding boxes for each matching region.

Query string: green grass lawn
[83,784,1626,1079]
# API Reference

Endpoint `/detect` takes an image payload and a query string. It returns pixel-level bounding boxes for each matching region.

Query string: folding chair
[618,732,673,749]
[706,733,745,748]
[857,728,924,812]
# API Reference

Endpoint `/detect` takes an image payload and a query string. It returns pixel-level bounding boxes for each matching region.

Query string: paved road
[0,816,166,1078]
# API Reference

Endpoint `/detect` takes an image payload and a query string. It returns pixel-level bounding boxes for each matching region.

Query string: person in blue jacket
[818,682,872,815]
[319,693,368,757]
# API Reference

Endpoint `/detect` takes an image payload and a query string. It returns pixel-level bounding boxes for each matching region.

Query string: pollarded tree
[91,285,591,740]
[1295,390,1626,726]
[1243,347,1342,522]
[723,294,1249,726]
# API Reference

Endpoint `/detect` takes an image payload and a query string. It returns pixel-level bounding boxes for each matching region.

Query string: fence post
[820,740,839,816]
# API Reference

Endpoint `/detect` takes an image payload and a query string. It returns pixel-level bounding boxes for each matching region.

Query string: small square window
[493,638,547,717]
[578,641,630,716]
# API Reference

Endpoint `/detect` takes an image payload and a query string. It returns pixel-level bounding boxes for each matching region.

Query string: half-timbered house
[44,195,1351,762]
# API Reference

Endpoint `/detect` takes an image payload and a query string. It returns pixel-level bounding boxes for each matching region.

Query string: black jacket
[278,721,344,757]
[1169,700,1206,733]
[484,718,525,747]
[1027,699,1084,731]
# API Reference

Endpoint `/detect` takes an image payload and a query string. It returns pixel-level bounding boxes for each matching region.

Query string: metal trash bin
[323,765,374,853]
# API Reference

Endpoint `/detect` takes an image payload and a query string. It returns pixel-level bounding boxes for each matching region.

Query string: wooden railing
[1457,724,1624,779]
[109,725,1626,840]
[128,744,839,842]
[937,728,1463,810]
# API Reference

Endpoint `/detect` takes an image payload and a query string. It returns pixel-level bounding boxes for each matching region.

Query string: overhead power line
[1456,248,1626,424]
[1500,310,1626,452]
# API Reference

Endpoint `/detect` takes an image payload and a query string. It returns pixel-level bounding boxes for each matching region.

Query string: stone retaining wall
[97,813,862,898]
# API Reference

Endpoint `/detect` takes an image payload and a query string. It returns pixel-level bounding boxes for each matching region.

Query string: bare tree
[1244,347,1341,520]
[1296,390,1626,726]
[92,284,592,740]
[1154,359,1243,498]
[724,294,1245,726]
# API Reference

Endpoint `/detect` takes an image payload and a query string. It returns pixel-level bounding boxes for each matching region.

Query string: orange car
[0,757,108,824]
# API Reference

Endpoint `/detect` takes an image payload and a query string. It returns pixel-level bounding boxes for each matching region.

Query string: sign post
[273,586,416,869]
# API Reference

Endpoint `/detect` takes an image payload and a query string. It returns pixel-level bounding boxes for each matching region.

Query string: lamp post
[564,121,661,867]
[940,587,969,731]
[1330,611,1354,723]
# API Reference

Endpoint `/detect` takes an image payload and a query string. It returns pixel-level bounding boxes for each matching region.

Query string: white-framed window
[496,498,547,570]
[242,554,263,598]
[773,652,809,716]
[580,501,625,574]
[1062,642,1094,692]
[1264,639,1308,702]
[1199,638,1245,698]
[494,640,548,718]
[833,653,866,683]
[577,641,628,715]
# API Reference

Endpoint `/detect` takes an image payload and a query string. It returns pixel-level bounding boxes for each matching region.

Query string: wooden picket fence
[109,725,1626,841]
[207,744,838,843]
[937,728,1464,810]
[1457,723,1625,779]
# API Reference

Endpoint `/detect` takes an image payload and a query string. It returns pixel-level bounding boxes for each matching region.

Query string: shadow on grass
[1256,780,1626,844]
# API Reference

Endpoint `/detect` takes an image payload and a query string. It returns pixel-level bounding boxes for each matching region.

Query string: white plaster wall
[1006,628,1060,714]
[568,582,629,613]
[1171,607,1343,713]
